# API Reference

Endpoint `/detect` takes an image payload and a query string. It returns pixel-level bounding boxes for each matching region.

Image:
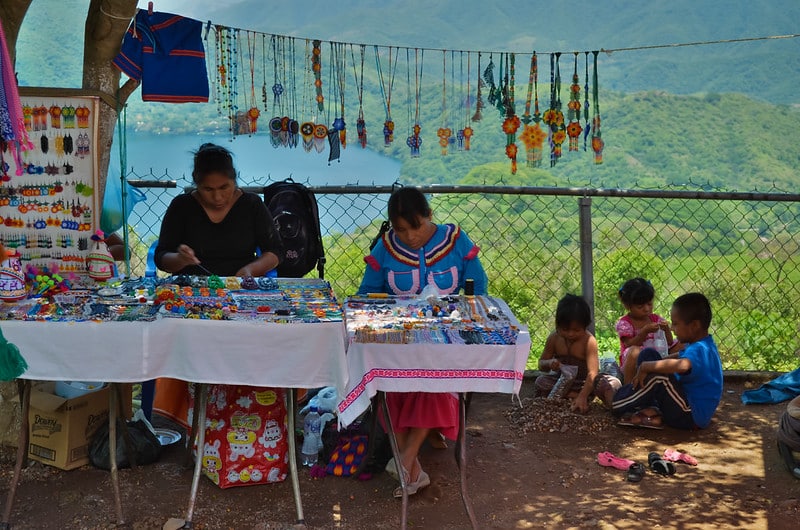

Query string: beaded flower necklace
[566,52,583,152]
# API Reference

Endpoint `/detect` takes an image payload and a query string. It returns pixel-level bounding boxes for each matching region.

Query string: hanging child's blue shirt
[113,10,209,103]
[676,334,723,428]
[358,223,487,296]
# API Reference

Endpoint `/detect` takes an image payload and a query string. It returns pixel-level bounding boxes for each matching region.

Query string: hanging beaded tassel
[520,51,545,167]
[566,53,583,152]
[582,52,591,151]
[406,49,424,158]
[351,45,367,148]
[501,54,520,174]
[472,52,484,122]
[591,50,604,164]
[544,53,566,166]
[438,51,451,156]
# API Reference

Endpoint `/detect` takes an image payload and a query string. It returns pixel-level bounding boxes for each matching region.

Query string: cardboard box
[27,382,111,470]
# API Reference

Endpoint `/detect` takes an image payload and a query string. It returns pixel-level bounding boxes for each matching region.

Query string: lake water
[122,132,402,238]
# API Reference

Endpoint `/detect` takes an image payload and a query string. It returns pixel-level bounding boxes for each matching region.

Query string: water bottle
[301,406,322,466]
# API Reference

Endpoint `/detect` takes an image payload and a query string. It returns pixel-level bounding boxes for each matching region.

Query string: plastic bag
[654,329,669,358]
[100,166,147,234]
[548,364,579,399]
[89,418,162,470]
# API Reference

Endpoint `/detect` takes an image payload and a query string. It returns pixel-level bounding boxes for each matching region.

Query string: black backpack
[263,180,325,278]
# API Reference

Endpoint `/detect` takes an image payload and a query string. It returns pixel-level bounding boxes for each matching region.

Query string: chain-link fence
[125,174,800,371]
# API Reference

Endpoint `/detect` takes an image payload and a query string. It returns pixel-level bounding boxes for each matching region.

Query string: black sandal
[627,462,645,482]
[648,452,677,476]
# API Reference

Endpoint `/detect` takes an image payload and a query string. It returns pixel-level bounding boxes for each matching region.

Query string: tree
[1,0,139,195]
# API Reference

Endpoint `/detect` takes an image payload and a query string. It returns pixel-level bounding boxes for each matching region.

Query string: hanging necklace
[501,53,520,174]
[287,37,299,148]
[236,28,248,136]
[406,48,424,158]
[312,39,324,112]
[246,31,260,134]
[351,44,367,148]
[591,50,603,164]
[327,42,342,163]
[328,42,347,151]
[300,39,315,152]
[269,35,285,147]
[462,51,473,150]
[484,54,497,109]
[544,53,566,166]
[261,34,269,112]
[437,51,451,156]
[583,51,591,151]
[375,46,398,147]
[472,52,483,122]
[229,29,240,138]
[520,51,546,167]
[566,52,583,152]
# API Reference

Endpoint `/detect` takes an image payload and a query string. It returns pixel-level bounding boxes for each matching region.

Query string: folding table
[337,295,531,530]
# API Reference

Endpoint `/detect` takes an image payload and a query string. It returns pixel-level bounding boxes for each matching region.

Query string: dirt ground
[1,377,799,530]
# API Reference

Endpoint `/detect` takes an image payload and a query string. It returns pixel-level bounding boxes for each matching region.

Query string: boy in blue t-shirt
[611,292,723,429]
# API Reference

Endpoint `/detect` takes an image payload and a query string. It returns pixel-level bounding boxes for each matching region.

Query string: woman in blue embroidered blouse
[358,186,488,498]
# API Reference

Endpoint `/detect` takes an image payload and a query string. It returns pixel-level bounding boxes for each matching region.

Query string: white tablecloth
[3,317,348,395]
[337,297,531,427]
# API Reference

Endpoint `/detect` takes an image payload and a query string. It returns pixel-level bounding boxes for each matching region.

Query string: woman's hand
[658,319,671,331]
[235,265,253,277]
[177,244,200,268]
[549,358,561,372]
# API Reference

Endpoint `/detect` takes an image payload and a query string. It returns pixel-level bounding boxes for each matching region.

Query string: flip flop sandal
[627,462,645,482]
[631,411,664,430]
[663,448,698,466]
[597,452,636,471]
[617,412,637,427]
[648,452,677,475]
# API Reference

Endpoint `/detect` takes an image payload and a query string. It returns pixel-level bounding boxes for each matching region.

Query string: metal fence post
[578,197,595,335]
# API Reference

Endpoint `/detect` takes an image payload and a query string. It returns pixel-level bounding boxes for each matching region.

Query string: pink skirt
[385,392,460,441]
